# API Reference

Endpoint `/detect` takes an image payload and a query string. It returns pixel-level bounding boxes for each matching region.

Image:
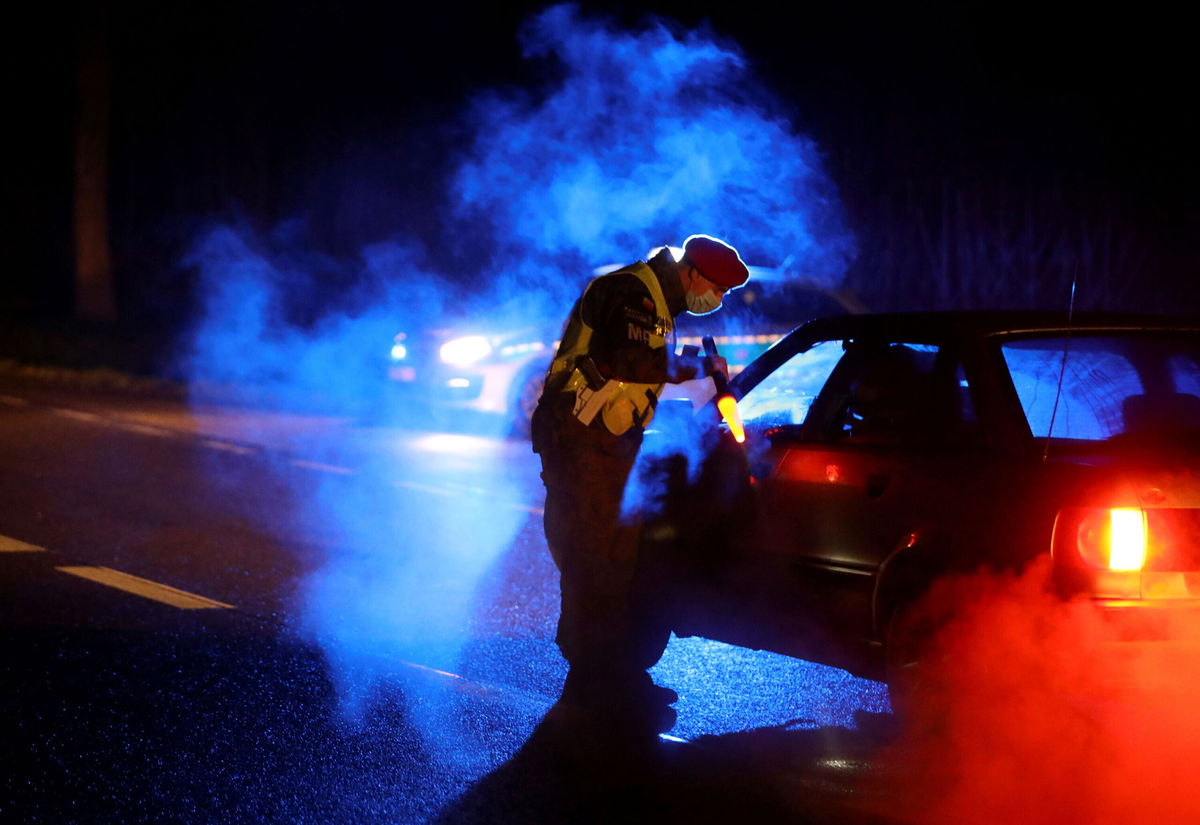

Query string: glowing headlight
[390,333,409,362]
[440,335,492,366]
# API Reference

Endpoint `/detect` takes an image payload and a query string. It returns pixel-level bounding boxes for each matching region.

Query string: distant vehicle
[382,318,556,434]
[639,311,1200,706]
[382,263,861,435]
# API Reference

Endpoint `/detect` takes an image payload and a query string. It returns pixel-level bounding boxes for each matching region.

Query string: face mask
[685,289,722,315]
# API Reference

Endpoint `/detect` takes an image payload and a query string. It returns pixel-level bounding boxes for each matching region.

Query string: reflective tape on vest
[549,263,673,435]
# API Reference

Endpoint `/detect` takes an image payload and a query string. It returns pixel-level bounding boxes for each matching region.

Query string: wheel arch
[871,528,947,644]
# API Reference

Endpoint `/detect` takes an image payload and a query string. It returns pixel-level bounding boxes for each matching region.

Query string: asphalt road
[0,378,900,824]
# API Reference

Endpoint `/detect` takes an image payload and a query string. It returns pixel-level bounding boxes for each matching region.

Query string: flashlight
[702,335,745,443]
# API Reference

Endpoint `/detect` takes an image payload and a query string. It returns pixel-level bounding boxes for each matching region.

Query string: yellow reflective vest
[546,262,674,436]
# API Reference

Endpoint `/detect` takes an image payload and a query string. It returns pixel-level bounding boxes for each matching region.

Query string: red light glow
[1070,507,1148,571]
[871,558,1200,825]
[1109,507,1148,571]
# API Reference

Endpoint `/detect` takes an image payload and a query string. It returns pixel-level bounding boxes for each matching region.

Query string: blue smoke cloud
[183,223,455,414]
[179,2,862,760]
[183,4,856,404]
[452,3,855,292]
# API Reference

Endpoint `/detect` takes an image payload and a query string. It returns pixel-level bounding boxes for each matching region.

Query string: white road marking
[11,393,544,515]
[53,408,103,422]
[121,423,174,438]
[56,566,235,609]
[200,439,257,455]
[0,534,44,552]
[291,460,355,475]
[390,479,458,497]
[438,481,543,514]
[388,479,542,513]
[440,481,492,495]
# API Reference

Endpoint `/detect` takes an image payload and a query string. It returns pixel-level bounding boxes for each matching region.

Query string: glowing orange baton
[702,336,746,443]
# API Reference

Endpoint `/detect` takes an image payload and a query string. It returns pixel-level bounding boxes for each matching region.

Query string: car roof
[792,310,1200,343]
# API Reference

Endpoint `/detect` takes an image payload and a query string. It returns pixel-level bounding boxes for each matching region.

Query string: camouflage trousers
[537,418,650,674]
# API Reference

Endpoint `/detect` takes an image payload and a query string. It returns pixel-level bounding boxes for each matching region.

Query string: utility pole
[73,15,116,323]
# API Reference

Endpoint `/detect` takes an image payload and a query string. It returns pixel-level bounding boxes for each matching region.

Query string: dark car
[640,311,1200,702]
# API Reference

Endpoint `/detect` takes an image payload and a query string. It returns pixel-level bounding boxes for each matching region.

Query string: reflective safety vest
[547,262,674,436]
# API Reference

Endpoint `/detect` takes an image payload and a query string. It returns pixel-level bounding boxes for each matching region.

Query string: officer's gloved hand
[706,354,730,382]
[670,345,706,382]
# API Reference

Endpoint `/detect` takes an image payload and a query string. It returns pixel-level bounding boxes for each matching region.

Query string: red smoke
[871,557,1200,825]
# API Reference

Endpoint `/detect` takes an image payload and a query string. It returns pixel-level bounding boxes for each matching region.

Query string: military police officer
[531,234,750,736]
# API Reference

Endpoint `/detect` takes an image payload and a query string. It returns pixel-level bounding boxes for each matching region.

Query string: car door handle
[865,473,890,498]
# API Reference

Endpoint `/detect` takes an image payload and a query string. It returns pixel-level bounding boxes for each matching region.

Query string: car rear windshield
[1000,333,1200,442]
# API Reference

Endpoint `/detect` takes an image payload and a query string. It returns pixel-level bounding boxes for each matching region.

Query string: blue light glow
[439,335,493,366]
[651,636,891,738]
[178,2,861,769]
[451,3,855,300]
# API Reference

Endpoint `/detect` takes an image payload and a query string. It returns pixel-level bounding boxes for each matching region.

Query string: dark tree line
[15,2,1199,331]
[843,171,1195,313]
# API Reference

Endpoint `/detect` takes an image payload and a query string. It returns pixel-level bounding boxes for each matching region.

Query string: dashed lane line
[291,460,356,475]
[439,480,491,495]
[388,479,543,514]
[119,422,176,438]
[5,532,573,720]
[390,479,458,497]
[8,396,544,511]
[0,534,45,552]
[199,439,257,455]
[6,396,264,458]
[52,408,104,423]
[1,530,236,610]
[55,566,235,610]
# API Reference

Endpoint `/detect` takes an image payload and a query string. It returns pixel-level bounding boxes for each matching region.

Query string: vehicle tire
[883,599,947,720]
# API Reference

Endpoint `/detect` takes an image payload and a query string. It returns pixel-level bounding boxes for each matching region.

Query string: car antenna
[1042,269,1078,463]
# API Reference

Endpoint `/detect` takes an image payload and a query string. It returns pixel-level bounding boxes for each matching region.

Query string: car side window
[817,342,976,447]
[1002,336,1200,441]
[737,339,844,430]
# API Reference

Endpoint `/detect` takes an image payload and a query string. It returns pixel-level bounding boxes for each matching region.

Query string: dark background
[5,1,1197,368]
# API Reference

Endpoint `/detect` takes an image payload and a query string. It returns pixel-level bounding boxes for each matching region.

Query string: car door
[699,337,983,664]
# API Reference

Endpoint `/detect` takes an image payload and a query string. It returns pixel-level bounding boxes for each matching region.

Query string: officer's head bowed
[676,234,749,315]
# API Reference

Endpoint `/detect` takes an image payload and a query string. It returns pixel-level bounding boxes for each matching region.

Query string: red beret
[682,234,749,289]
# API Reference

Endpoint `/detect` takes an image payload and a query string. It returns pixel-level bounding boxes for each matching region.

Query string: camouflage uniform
[532,248,696,712]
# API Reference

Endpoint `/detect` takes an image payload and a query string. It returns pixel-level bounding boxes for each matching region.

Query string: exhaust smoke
[873,557,1200,825]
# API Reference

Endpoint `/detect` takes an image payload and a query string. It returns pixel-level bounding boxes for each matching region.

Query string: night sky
[6,1,1197,335]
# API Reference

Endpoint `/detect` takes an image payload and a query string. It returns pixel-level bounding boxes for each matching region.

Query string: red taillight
[1109,508,1148,571]
[1055,507,1148,571]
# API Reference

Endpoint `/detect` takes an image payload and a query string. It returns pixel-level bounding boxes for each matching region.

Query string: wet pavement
[0,380,901,824]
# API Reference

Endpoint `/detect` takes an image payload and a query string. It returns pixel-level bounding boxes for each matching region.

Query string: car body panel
[651,311,1200,682]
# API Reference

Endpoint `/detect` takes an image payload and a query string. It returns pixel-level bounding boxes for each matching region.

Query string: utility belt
[562,356,660,436]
